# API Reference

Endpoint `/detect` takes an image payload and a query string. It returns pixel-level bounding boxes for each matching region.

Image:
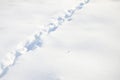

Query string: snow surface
[0,0,120,80]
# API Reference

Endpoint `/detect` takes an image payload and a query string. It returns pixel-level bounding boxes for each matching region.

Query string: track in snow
[0,0,89,78]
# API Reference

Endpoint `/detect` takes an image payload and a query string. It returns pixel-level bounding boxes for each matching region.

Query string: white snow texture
[0,0,89,78]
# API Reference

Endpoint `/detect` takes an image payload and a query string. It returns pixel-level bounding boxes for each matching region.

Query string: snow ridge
[0,0,89,78]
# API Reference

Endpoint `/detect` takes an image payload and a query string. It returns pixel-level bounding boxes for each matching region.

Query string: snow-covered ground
[0,0,120,80]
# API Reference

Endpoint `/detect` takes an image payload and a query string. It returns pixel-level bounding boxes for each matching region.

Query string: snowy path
[0,0,89,78]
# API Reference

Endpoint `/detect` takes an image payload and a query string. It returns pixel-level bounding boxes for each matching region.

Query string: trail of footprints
[0,0,89,78]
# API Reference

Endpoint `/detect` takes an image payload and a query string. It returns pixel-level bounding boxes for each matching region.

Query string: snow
[0,0,120,80]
